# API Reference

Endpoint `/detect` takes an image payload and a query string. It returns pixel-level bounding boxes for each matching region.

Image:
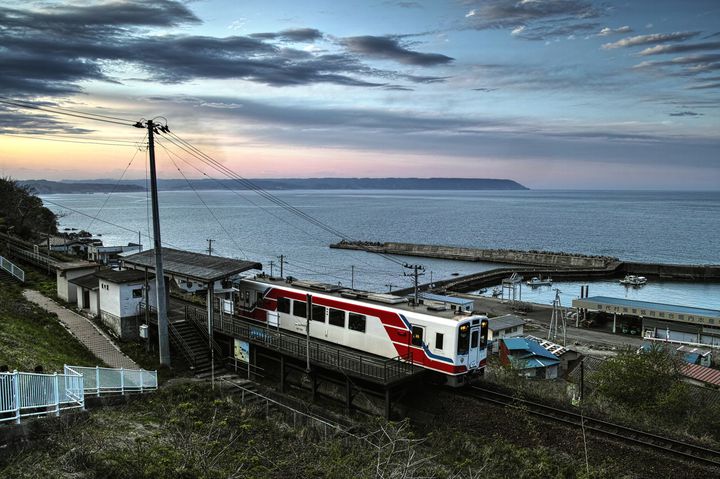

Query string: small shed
[681,363,720,388]
[88,243,142,266]
[526,335,582,374]
[499,337,560,379]
[487,314,525,352]
[69,273,100,317]
[96,269,156,339]
[56,261,99,303]
[419,292,474,313]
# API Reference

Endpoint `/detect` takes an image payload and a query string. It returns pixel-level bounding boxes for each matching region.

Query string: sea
[42,189,720,310]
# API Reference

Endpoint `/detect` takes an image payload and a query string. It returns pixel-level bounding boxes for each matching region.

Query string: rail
[186,306,418,384]
[0,255,25,282]
[64,365,158,396]
[0,370,84,424]
[466,385,720,467]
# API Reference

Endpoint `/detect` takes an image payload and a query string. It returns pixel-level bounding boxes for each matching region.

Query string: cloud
[635,53,720,69]
[341,35,454,66]
[638,41,720,56]
[0,104,93,135]
[602,31,700,49]
[472,88,498,92]
[463,0,603,40]
[668,111,703,117]
[597,26,632,36]
[0,1,445,97]
[250,28,323,42]
[687,82,720,90]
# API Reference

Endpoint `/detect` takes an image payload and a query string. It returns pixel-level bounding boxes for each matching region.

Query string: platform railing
[0,370,84,424]
[64,365,158,396]
[0,255,25,282]
[186,307,417,384]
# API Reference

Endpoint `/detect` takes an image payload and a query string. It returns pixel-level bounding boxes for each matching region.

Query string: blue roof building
[499,337,560,379]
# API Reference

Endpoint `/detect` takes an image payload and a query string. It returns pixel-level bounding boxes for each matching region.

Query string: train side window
[411,326,424,347]
[293,300,306,318]
[457,324,470,355]
[277,297,291,314]
[312,305,325,322]
[349,313,366,333]
[435,332,444,350]
[329,308,345,327]
[470,330,479,348]
[256,291,263,304]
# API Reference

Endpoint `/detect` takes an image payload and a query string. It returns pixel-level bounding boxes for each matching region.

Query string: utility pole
[206,238,214,256]
[351,265,355,290]
[141,119,170,367]
[279,255,284,279]
[138,231,142,252]
[269,260,274,277]
[403,263,425,305]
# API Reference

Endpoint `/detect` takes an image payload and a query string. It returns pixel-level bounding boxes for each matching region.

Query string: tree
[0,177,58,240]
[591,344,684,411]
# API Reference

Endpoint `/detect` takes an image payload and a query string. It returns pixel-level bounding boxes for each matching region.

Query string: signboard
[268,311,279,328]
[222,299,234,315]
[233,338,250,363]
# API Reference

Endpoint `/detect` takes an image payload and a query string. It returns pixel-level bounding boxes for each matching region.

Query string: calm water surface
[42,190,720,308]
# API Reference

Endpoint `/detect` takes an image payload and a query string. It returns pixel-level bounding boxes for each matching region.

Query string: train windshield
[457,323,470,355]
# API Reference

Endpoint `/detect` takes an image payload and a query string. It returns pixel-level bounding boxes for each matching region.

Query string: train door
[468,323,481,369]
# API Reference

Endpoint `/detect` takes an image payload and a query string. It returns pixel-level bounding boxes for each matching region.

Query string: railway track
[467,385,720,468]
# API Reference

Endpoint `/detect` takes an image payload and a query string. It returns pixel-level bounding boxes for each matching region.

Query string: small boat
[526,276,553,287]
[477,288,488,294]
[620,275,647,286]
[491,287,502,297]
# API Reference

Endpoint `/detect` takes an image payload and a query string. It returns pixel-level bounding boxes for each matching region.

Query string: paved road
[23,290,140,369]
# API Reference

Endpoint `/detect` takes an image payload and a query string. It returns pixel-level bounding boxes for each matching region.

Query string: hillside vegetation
[0,382,611,479]
[0,278,99,371]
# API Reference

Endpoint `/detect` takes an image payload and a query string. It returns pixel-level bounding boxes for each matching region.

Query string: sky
[0,0,719,189]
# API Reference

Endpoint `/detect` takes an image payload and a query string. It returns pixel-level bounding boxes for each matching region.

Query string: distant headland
[24,177,528,193]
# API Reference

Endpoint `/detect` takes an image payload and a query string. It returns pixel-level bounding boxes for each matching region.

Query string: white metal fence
[0,255,25,282]
[0,366,157,424]
[64,365,158,395]
[0,370,84,423]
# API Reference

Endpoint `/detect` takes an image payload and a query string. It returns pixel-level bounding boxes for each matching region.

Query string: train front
[451,316,489,386]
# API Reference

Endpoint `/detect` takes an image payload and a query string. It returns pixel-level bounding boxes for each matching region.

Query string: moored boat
[620,275,648,286]
[526,276,553,286]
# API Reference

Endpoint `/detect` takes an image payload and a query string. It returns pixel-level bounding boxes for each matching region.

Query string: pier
[332,241,720,297]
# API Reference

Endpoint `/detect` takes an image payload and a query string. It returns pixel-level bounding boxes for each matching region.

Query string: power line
[160,130,409,268]
[0,98,135,127]
[159,141,248,259]
[1,134,144,147]
[86,132,147,231]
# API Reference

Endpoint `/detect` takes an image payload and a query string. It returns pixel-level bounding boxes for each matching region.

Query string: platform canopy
[121,247,261,284]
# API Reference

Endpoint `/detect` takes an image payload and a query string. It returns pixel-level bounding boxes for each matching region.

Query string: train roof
[244,275,483,324]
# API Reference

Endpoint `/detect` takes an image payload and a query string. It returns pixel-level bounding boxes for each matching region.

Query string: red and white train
[233,276,489,386]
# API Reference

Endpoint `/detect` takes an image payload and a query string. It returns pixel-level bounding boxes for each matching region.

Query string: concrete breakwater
[330,240,617,269]
[330,241,720,297]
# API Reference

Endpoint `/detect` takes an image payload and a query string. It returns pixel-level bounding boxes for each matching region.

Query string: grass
[0,278,101,372]
[0,382,615,479]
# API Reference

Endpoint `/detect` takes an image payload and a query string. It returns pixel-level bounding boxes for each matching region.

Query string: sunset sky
[0,0,719,189]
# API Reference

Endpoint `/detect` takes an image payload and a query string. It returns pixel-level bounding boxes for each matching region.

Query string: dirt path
[23,290,139,370]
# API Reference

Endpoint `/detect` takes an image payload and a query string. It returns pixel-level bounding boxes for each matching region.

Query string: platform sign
[234,338,250,363]
[222,299,234,315]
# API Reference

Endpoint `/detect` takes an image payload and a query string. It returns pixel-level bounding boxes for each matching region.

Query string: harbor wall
[330,241,613,269]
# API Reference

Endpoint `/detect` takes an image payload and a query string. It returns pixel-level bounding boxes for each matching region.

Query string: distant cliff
[58,177,528,191]
[21,180,145,194]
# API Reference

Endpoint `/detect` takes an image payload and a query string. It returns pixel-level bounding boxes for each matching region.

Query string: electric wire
[159,142,249,259]
[1,134,145,147]
[0,98,134,127]
[160,131,409,269]
[85,132,147,231]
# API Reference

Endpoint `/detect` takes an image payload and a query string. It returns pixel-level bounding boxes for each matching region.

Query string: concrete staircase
[169,320,214,376]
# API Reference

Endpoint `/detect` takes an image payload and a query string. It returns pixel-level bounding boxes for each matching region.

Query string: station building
[572,296,720,348]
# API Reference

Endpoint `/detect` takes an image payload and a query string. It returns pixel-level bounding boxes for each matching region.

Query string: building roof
[488,314,524,332]
[681,363,720,387]
[526,335,569,357]
[575,296,720,319]
[503,337,560,363]
[95,269,153,284]
[419,292,474,306]
[56,261,98,272]
[122,247,262,283]
[68,273,99,290]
